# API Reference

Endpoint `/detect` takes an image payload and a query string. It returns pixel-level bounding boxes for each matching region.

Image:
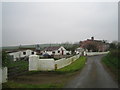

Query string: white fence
[0,67,7,84]
[29,54,80,71]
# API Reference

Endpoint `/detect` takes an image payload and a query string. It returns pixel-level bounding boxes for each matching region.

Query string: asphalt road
[65,55,118,88]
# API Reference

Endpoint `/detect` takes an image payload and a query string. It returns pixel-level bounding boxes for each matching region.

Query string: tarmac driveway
[65,55,118,88]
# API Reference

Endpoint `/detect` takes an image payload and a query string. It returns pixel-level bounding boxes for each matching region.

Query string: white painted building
[75,47,84,54]
[8,49,37,61]
[42,46,71,56]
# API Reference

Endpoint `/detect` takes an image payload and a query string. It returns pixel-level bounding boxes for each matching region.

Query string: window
[58,50,60,53]
[31,52,34,55]
[23,52,26,55]
[52,51,55,53]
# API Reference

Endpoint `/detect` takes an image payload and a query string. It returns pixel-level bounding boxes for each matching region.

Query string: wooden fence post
[55,64,57,70]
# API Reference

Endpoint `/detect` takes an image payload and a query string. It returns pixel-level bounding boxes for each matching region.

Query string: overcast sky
[2,2,118,47]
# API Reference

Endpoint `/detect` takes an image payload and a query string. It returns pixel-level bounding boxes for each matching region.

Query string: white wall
[54,50,61,55]
[29,51,108,71]
[21,50,36,57]
[29,55,55,71]
[55,54,80,69]
[29,55,39,71]
[38,59,55,71]
[2,67,7,83]
[86,51,109,56]
[29,54,80,71]
[55,58,66,69]
[0,67,7,84]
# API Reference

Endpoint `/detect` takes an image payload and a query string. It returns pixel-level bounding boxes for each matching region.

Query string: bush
[2,51,10,67]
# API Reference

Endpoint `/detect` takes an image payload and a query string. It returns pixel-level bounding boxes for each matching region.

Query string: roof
[5,48,35,53]
[5,50,18,53]
[43,46,61,51]
[76,47,84,50]
[86,39,103,42]
[80,39,106,45]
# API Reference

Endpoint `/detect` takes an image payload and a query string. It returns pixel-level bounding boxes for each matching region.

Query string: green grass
[102,50,120,84]
[7,60,28,72]
[56,56,86,73]
[102,52,119,72]
[102,55,117,70]
[7,60,28,68]
[2,81,63,88]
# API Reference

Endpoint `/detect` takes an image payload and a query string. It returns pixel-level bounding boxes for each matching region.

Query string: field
[102,50,120,84]
[3,56,86,88]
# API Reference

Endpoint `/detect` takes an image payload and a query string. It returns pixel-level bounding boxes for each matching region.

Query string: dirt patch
[10,71,81,86]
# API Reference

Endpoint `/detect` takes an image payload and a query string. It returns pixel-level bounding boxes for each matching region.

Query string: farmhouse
[42,46,71,56]
[7,49,37,61]
[79,37,109,52]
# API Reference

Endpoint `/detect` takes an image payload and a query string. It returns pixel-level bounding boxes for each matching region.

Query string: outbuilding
[8,49,37,61]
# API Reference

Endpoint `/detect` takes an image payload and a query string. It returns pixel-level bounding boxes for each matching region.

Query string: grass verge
[102,50,120,85]
[56,56,86,74]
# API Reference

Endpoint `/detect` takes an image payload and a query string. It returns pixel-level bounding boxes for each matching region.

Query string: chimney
[91,37,94,40]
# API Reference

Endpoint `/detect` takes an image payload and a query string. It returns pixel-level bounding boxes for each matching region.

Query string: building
[7,49,37,61]
[79,37,109,52]
[35,44,41,55]
[75,47,84,54]
[42,46,71,56]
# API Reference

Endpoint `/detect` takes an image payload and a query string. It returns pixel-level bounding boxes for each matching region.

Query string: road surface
[65,55,118,88]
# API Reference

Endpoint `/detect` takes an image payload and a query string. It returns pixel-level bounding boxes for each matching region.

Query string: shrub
[2,51,10,67]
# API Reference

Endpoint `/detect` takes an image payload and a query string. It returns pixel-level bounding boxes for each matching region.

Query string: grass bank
[102,50,120,84]
[56,56,86,73]
[3,56,86,88]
